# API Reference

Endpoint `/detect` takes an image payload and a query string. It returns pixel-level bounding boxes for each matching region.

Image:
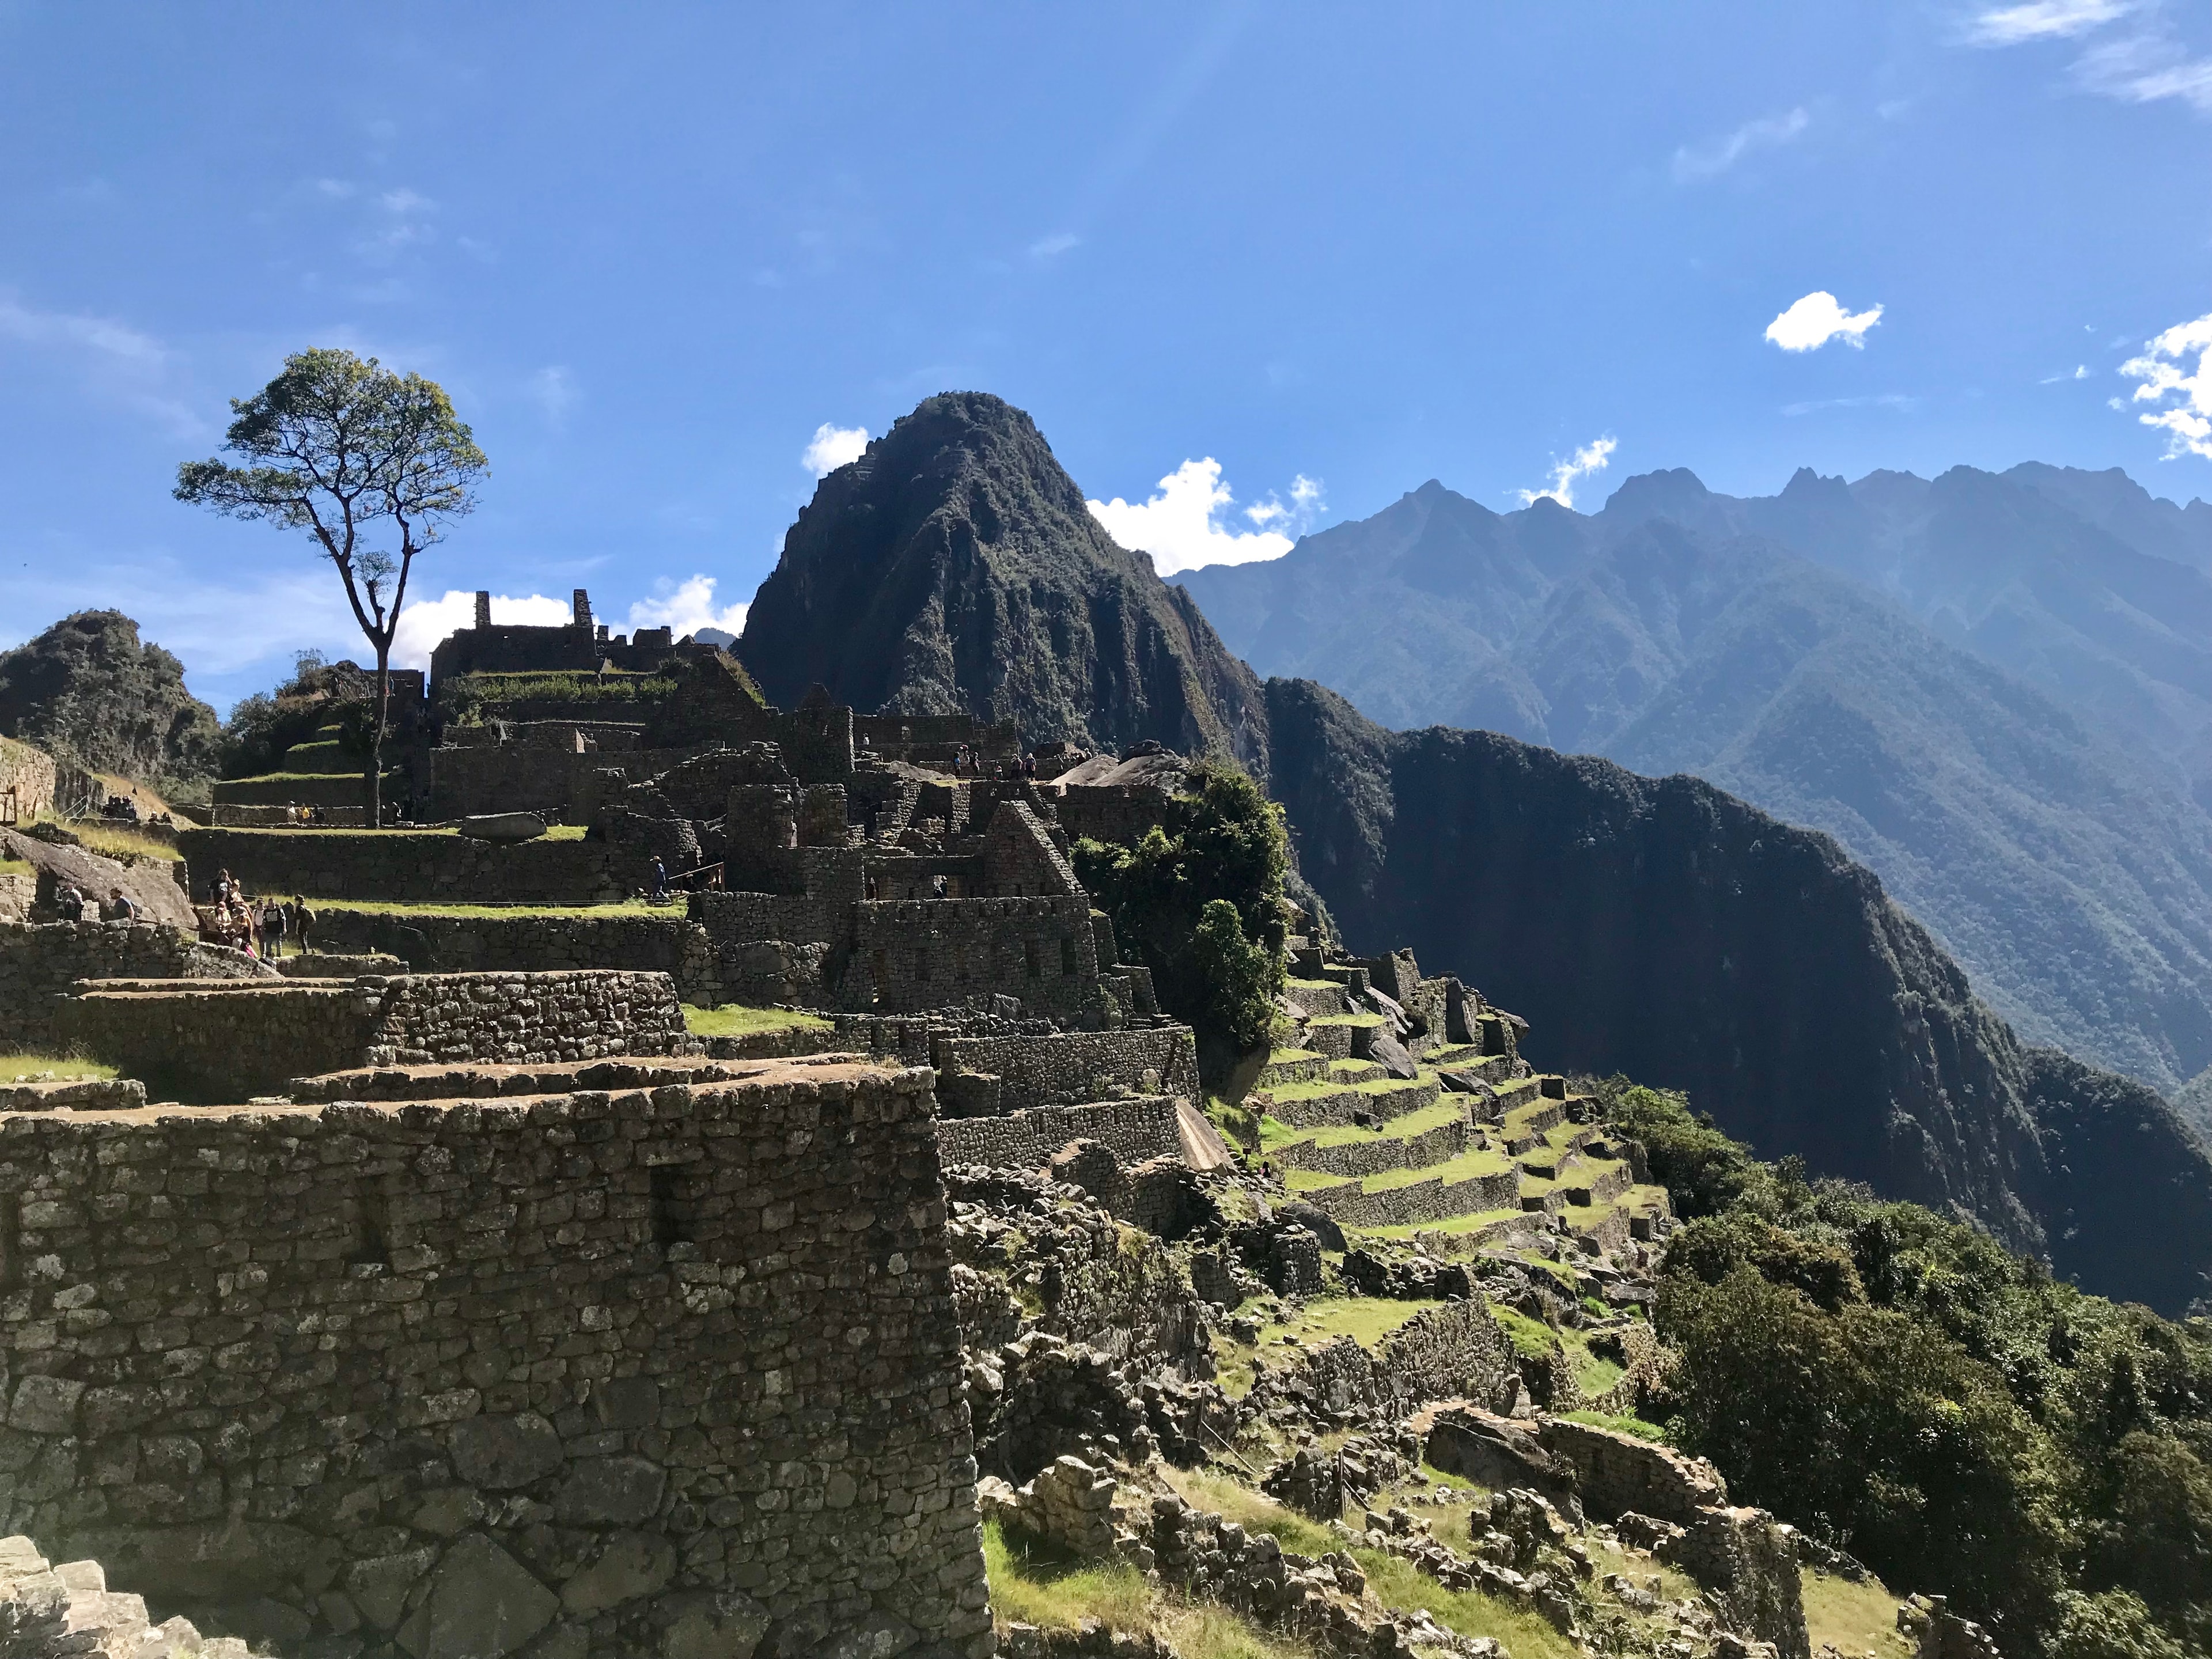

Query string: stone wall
[0,923,270,1052]
[177,830,639,906]
[1534,1419,1726,1525]
[934,1028,1200,1113]
[315,910,715,1001]
[1050,785,1172,850]
[0,1061,991,1659]
[851,896,1100,1016]
[1249,1302,1517,1424]
[1300,1165,1520,1230]
[1272,1119,1467,1178]
[935,1097,1183,1171]
[54,971,700,1101]
[0,1534,255,1659]
[0,738,57,824]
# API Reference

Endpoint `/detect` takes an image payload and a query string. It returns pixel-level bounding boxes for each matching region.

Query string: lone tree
[176,349,486,827]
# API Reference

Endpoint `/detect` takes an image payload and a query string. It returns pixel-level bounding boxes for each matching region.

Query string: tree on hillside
[175,349,486,827]
[1074,763,1289,1071]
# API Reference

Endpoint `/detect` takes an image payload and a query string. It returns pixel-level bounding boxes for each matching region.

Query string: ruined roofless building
[427,589,711,684]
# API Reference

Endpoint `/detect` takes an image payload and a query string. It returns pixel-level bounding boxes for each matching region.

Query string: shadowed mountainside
[1181,474,2212,1096]
[746,390,2212,1312]
[739,392,1268,768]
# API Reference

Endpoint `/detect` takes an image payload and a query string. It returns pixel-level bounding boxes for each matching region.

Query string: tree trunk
[369,649,389,830]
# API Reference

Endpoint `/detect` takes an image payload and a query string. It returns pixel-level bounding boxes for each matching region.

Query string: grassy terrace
[1354,1206,1528,1243]
[317,896,671,919]
[0,1053,117,1084]
[1274,1099,1460,1150]
[681,1003,834,1038]
[1361,1145,1513,1191]
[1305,1011,1383,1028]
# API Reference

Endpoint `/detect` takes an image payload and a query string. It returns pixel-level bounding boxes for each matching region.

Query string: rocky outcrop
[0,612,221,786]
[0,1536,255,1659]
[738,392,1270,767]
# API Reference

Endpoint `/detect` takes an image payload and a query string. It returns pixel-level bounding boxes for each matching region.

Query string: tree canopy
[176,348,484,823]
[1074,762,1289,1062]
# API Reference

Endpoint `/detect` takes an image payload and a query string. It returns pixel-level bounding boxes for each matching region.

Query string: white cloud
[1517,436,1618,509]
[1088,459,1325,575]
[1781,393,1918,416]
[0,292,200,435]
[626,575,750,641]
[1671,107,1811,182]
[528,365,579,425]
[313,177,357,199]
[2120,312,2212,460]
[1766,290,1885,351]
[2076,32,2212,111]
[2039,365,2092,383]
[1029,232,1080,259]
[802,422,870,477]
[391,589,571,669]
[1967,0,2131,46]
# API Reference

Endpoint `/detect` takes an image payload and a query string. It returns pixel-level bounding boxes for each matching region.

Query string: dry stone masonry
[0,1060,990,1659]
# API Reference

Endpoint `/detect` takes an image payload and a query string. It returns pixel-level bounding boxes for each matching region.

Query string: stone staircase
[0,1536,255,1658]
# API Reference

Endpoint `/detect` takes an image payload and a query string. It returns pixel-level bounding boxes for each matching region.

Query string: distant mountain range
[1180,465,2212,1108]
[734,392,2212,1312]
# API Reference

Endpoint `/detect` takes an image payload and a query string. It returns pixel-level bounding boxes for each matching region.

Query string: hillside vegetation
[0,611,221,796]
[1614,1078,2212,1659]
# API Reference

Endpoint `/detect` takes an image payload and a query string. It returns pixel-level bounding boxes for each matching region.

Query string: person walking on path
[289,896,314,956]
[650,855,671,902]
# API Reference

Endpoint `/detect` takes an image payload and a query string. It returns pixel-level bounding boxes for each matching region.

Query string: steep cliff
[741,391,2212,1311]
[739,392,1268,766]
[1263,675,2212,1310]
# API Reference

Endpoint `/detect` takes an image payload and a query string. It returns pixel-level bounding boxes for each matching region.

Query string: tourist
[650,855,671,902]
[289,896,314,955]
[54,883,85,923]
[1022,752,1037,779]
[210,868,234,905]
[105,888,138,923]
[260,896,287,957]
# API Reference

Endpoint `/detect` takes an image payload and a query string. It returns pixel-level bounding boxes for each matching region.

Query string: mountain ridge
[739,389,2212,1312]
[1180,468,2212,1098]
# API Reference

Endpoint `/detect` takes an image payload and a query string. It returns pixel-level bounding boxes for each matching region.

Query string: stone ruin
[0,638,1806,1658]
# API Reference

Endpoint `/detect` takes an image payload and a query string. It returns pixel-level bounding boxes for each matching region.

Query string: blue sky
[2,0,2209,713]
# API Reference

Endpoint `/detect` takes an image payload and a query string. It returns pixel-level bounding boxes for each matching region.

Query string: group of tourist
[200,868,313,959]
[948,747,1040,779]
[50,883,141,923]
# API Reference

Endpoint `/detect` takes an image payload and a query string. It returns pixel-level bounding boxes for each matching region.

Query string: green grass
[1285,978,1339,991]
[1280,1099,1461,1152]
[1356,1207,1528,1243]
[1558,1408,1670,1443]
[1256,1296,1439,1349]
[1490,1305,1558,1364]
[0,857,32,878]
[63,821,182,863]
[1361,1146,1512,1193]
[0,1054,118,1084]
[1162,1467,1342,1556]
[984,1520,1315,1658]
[683,1003,835,1037]
[316,899,671,918]
[1306,1012,1384,1028]
[1801,1568,1915,1658]
[1349,1551,1583,1659]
